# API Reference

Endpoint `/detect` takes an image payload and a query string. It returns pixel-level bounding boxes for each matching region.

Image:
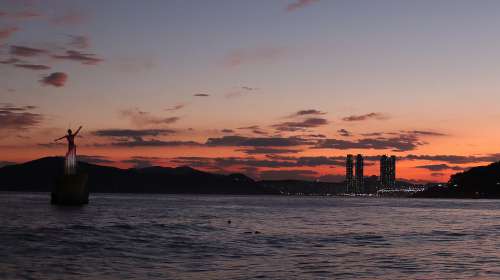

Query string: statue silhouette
[55,126,82,175]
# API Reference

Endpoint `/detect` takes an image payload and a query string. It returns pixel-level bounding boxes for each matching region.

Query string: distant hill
[414,161,500,198]
[0,157,354,195]
[0,157,276,195]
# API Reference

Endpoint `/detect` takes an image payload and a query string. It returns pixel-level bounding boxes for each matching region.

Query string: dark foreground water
[2,193,500,279]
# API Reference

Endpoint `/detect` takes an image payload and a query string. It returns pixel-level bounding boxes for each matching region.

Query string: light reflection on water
[1,192,500,279]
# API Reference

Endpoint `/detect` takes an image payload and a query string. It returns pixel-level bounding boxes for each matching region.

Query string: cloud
[272,117,328,132]
[40,72,67,87]
[14,64,50,70]
[221,129,234,133]
[11,11,42,19]
[0,58,21,64]
[111,138,202,147]
[315,135,423,152]
[315,130,447,152]
[286,0,320,12]
[306,134,326,138]
[361,132,384,137]
[401,130,447,137]
[52,50,103,65]
[0,104,42,130]
[404,154,500,164]
[238,125,260,130]
[93,129,199,148]
[238,147,301,155]
[194,93,209,97]
[430,172,445,177]
[93,128,175,138]
[165,104,185,111]
[10,45,47,57]
[414,164,465,171]
[337,129,351,137]
[0,26,19,40]
[342,112,388,122]
[206,135,312,147]
[223,47,286,67]
[290,109,326,117]
[172,155,343,169]
[67,35,89,49]
[119,108,179,127]
[51,10,87,25]
[242,86,258,91]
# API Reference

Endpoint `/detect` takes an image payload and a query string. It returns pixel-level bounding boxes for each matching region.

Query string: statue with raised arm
[55,126,82,175]
[51,125,88,205]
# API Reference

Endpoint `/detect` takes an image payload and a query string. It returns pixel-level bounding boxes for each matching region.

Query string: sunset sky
[2,0,500,183]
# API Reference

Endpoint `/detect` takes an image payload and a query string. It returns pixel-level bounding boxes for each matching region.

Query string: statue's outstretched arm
[54,136,66,142]
[74,126,83,136]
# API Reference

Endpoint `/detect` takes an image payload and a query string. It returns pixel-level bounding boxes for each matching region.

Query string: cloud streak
[52,50,103,65]
[273,117,328,132]
[10,45,47,57]
[14,64,50,70]
[120,108,179,127]
[206,136,312,147]
[224,47,286,67]
[0,104,42,130]
[286,0,319,12]
[342,112,388,122]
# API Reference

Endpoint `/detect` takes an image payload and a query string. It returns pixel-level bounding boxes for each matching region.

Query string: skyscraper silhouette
[355,154,364,193]
[346,154,354,193]
[380,155,396,188]
[389,155,396,188]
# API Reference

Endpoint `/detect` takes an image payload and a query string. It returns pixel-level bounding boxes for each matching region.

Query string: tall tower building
[389,155,396,188]
[345,154,354,193]
[355,154,364,194]
[380,155,388,188]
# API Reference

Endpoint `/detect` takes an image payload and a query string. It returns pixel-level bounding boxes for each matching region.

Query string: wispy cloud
[120,108,179,127]
[342,112,389,122]
[93,128,176,138]
[165,104,185,111]
[193,93,210,97]
[337,129,352,137]
[52,50,103,65]
[414,164,465,171]
[14,64,50,70]
[223,47,286,67]
[0,58,21,64]
[404,154,500,164]
[10,45,47,57]
[206,135,312,147]
[272,117,328,132]
[67,35,89,49]
[0,104,42,130]
[286,0,319,12]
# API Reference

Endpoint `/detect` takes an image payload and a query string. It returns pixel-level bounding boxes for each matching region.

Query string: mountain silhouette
[0,157,349,195]
[414,161,500,198]
[0,157,277,195]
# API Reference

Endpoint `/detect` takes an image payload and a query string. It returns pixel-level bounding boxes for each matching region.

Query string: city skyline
[2,0,500,183]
